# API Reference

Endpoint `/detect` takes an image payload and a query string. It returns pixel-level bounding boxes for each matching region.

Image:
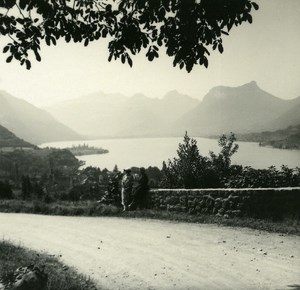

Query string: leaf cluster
[0,0,258,71]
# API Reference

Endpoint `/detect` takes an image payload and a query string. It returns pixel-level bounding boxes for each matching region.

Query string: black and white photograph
[0,0,299,289]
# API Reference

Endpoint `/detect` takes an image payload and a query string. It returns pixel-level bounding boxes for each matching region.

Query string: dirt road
[0,213,299,290]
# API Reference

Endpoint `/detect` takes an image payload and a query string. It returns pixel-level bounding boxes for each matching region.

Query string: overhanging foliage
[0,0,258,71]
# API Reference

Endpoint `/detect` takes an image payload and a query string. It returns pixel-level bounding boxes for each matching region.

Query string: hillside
[0,91,81,144]
[237,125,300,150]
[0,125,36,149]
[174,81,300,136]
[45,90,199,137]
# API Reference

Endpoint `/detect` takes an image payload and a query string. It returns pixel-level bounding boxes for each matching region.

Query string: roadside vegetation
[0,199,299,235]
[0,240,98,290]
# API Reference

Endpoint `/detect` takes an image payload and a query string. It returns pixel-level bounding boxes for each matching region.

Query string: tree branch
[15,3,26,19]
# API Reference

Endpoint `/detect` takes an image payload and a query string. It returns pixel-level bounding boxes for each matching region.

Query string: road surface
[0,213,299,290]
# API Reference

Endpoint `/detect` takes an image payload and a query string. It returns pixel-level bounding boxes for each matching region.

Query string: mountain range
[45,90,199,137]
[45,81,300,138]
[1,82,299,143]
[0,90,81,144]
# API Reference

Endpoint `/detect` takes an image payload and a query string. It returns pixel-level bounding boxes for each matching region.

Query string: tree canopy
[0,0,258,71]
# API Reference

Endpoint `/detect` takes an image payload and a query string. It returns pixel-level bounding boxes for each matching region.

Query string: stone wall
[149,187,300,220]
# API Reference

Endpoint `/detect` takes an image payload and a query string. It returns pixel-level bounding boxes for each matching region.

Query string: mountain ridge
[10,81,300,140]
[45,90,200,137]
[0,124,36,148]
[0,91,81,144]
[174,81,300,136]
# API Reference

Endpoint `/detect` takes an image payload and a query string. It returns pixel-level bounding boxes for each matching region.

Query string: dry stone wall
[149,187,300,220]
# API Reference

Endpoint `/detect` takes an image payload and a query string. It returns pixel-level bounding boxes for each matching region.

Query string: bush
[0,180,13,199]
[225,165,300,188]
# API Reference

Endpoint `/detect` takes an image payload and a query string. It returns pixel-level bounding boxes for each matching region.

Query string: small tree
[21,175,32,199]
[209,133,239,185]
[113,164,119,173]
[162,132,209,188]
[161,132,239,188]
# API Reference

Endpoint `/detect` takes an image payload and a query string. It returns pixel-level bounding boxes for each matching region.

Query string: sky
[0,0,300,107]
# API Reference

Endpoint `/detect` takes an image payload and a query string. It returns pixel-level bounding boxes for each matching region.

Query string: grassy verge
[0,240,98,290]
[0,199,299,235]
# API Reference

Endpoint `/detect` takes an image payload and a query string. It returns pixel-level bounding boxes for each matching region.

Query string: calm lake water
[41,137,300,171]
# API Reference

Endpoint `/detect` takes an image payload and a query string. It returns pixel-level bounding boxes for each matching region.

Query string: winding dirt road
[0,213,299,290]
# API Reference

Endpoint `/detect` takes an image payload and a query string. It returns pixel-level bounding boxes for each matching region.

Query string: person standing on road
[121,168,133,211]
[129,167,149,210]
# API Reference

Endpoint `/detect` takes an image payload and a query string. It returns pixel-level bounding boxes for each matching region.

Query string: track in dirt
[0,213,299,290]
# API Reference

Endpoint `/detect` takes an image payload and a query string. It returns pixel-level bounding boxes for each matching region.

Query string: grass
[0,240,98,290]
[0,198,299,235]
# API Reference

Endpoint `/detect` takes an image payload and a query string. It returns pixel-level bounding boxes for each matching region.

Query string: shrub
[0,180,13,199]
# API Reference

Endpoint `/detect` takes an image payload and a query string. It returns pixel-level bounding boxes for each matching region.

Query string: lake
[41,137,300,171]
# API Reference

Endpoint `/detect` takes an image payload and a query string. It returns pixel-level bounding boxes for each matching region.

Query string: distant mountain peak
[163,90,197,102]
[203,81,265,104]
[239,80,261,90]
[209,81,258,92]
[245,80,258,86]
[165,89,180,95]
[131,93,148,100]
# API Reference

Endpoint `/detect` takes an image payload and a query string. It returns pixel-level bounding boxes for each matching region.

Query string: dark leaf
[127,56,133,67]
[6,55,13,63]
[203,57,208,68]
[148,53,154,61]
[34,50,41,62]
[157,37,163,46]
[51,37,56,45]
[3,46,9,53]
[186,63,193,73]
[218,44,224,54]
[45,36,51,46]
[102,28,108,38]
[252,2,259,10]
[25,59,31,70]
[19,0,26,9]
[247,14,253,24]
[121,54,125,64]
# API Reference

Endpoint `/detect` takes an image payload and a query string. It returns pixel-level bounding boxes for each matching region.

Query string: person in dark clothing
[129,167,149,210]
[121,168,134,211]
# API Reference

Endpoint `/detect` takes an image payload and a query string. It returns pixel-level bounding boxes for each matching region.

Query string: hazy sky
[0,0,299,107]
